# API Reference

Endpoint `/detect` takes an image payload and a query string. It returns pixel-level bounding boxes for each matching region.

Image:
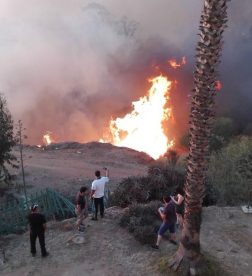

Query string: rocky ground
[0,143,252,275]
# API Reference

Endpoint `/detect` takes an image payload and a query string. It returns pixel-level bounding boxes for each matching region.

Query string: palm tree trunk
[169,0,229,274]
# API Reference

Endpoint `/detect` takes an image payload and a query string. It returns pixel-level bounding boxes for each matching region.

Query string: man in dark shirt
[28,204,49,257]
[76,186,88,231]
[152,196,177,249]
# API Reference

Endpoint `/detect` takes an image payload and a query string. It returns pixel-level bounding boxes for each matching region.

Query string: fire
[43,133,53,146]
[107,75,174,159]
[168,56,186,69]
[215,80,222,91]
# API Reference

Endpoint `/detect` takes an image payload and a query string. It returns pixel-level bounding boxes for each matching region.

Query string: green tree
[0,94,16,182]
[210,116,235,151]
[169,0,229,274]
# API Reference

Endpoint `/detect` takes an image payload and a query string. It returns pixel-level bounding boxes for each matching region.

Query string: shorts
[158,222,175,236]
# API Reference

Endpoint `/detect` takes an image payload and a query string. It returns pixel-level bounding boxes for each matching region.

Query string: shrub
[110,164,185,207]
[120,201,162,244]
[207,136,252,205]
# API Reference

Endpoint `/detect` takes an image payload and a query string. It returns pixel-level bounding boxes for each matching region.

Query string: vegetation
[110,159,185,207]
[120,201,162,244]
[208,136,252,205]
[0,94,16,183]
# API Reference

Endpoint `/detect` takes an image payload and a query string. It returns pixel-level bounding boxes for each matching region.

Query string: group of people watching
[28,169,184,257]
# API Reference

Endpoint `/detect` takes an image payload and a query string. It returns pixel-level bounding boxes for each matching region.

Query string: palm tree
[169,0,229,274]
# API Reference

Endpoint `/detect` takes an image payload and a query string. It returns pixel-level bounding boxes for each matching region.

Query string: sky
[0,0,251,144]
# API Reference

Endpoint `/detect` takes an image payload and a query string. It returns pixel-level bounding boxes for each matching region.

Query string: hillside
[6,142,152,200]
[0,142,251,276]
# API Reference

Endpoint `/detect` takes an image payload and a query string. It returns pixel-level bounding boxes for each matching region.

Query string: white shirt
[91,177,109,198]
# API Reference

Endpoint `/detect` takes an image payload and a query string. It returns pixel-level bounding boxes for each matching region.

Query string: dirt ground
[7,142,151,199]
[0,143,252,275]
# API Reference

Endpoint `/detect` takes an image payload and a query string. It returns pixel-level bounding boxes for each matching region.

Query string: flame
[43,133,53,146]
[168,56,186,69]
[107,75,174,159]
[215,80,222,91]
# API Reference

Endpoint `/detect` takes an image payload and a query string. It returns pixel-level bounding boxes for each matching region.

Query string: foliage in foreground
[120,201,162,244]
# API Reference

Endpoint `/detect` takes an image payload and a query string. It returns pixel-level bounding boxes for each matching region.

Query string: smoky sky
[0,0,251,144]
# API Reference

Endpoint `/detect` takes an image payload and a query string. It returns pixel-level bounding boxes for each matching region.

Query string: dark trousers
[94,197,104,218]
[30,231,47,256]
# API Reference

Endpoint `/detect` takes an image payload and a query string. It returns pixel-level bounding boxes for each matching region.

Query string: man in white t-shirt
[90,168,109,220]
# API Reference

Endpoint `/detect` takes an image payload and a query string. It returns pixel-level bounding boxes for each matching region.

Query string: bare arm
[171,194,184,205]
[90,189,95,198]
[104,168,109,178]
[158,209,165,220]
[76,203,81,212]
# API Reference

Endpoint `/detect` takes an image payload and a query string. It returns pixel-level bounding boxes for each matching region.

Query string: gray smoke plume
[0,0,251,144]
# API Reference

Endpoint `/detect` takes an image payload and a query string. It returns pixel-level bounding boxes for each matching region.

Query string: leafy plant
[0,94,16,183]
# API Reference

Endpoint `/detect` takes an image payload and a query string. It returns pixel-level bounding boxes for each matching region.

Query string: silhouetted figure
[28,204,49,257]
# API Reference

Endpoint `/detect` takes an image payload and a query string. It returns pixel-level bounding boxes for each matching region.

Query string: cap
[30,204,38,211]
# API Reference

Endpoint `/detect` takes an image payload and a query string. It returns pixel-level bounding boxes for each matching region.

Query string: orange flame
[168,56,186,69]
[107,75,174,159]
[215,80,222,91]
[43,133,53,146]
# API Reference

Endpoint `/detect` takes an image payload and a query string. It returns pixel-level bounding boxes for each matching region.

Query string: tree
[0,94,16,182]
[210,116,235,151]
[169,0,229,274]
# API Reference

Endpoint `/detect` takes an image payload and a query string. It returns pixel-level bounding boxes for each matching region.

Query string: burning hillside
[34,57,188,159]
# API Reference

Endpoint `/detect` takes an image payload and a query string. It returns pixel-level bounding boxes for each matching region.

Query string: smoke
[217,0,252,130]
[0,0,251,144]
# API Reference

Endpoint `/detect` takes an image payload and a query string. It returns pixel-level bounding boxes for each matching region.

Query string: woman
[170,186,185,228]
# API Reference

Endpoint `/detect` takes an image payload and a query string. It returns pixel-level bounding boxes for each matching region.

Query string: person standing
[90,168,109,220]
[152,196,177,249]
[28,204,49,257]
[170,186,185,228]
[76,186,89,231]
